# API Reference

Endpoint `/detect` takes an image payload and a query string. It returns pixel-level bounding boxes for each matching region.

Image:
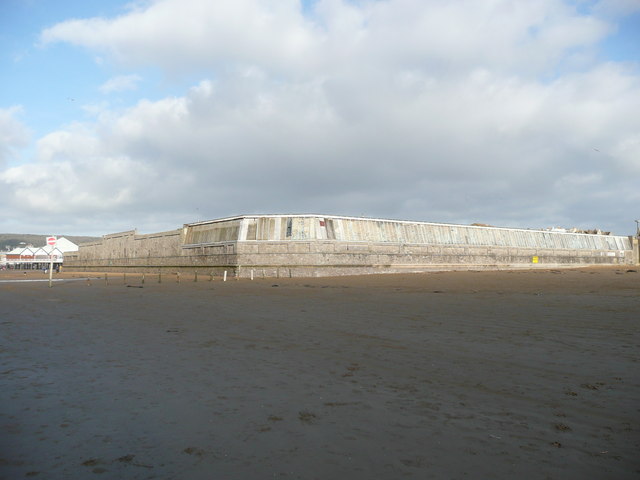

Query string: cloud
[593,0,640,16]
[99,74,142,93]
[3,0,639,235]
[4,60,639,233]
[0,106,30,166]
[39,0,616,78]
[40,0,319,74]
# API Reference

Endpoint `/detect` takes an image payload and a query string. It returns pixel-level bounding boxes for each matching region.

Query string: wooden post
[177,272,180,283]
[142,274,145,284]
[223,270,227,282]
[194,271,198,282]
[48,255,54,288]
[158,271,162,283]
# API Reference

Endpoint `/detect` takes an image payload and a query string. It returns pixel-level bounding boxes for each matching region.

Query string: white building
[3,238,78,269]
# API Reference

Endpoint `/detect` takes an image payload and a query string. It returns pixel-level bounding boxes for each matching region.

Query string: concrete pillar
[238,218,249,242]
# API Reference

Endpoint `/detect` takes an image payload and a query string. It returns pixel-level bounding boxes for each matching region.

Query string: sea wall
[230,240,635,278]
[65,215,638,276]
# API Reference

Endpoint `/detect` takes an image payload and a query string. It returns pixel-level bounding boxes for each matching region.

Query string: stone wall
[231,240,635,278]
[66,237,637,277]
[64,229,205,272]
[65,215,638,277]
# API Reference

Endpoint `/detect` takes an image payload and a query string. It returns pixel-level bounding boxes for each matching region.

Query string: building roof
[50,237,78,253]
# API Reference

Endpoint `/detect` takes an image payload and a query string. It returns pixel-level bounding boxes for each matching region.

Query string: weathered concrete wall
[231,240,635,278]
[65,215,638,276]
[65,229,209,272]
[632,237,640,265]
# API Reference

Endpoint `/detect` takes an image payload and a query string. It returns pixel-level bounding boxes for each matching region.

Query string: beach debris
[341,363,361,377]
[581,383,600,390]
[551,442,562,448]
[298,410,317,424]
[126,285,143,288]
[555,423,572,432]
[183,447,205,457]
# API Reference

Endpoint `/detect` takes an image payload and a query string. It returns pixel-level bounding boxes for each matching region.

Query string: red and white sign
[47,236,57,246]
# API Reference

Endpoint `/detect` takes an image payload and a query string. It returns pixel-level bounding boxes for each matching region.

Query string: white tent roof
[8,246,35,255]
[51,237,78,253]
[35,246,63,257]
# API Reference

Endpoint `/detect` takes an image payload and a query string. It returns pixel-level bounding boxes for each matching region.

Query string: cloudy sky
[1,0,639,236]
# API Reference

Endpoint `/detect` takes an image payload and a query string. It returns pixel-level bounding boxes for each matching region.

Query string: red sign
[47,236,57,246]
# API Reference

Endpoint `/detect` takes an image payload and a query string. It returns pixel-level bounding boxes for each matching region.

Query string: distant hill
[0,233,101,251]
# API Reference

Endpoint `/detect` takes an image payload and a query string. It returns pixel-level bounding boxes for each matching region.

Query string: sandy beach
[1,267,639,479]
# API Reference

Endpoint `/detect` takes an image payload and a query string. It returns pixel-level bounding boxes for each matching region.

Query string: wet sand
[1,267,639,479]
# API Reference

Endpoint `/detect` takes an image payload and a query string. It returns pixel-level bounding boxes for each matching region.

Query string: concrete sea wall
[65,215,638,277]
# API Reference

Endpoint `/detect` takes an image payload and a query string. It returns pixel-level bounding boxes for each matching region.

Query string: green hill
[0,233,100,251]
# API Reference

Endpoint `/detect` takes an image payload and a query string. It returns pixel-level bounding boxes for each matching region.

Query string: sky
[1,0,639,237]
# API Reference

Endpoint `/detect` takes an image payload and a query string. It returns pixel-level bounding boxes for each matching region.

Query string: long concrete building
[65,214,639,277]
